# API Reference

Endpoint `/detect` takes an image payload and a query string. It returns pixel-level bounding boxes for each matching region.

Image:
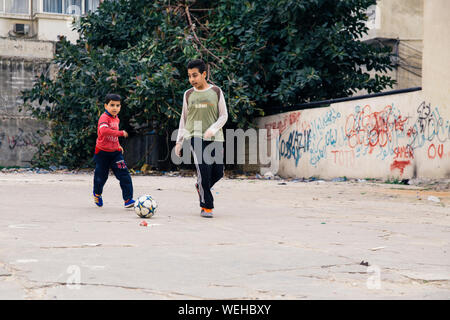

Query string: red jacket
[95,111,125,154]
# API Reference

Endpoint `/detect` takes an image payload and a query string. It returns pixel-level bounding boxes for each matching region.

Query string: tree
[22,0,394,169]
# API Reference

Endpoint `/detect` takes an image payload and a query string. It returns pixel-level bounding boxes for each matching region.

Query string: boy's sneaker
[200,207,213,218]
[124,199,136,208]
[93,193,103,207]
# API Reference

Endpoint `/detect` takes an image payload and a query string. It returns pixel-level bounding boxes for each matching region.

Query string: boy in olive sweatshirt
[175,60,228,218]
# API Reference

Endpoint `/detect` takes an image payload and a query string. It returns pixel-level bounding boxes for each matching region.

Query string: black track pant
[190,137,224,209]
[93,150,133,201]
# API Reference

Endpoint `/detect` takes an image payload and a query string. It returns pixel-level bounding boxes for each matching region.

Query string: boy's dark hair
[187,59,207,74]
[105,93,121,104]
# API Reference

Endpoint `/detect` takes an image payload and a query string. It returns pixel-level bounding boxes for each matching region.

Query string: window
[43,0,82,14]
[66,0,81,14]
[43,0,63,13]
[5,0,30,14]
[0,0,102,15]
[85,0,100,13]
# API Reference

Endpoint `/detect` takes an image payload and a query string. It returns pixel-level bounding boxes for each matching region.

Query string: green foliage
[22,0,395,168]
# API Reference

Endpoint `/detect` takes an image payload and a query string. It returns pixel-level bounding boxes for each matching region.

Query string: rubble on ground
[1,166,448,190]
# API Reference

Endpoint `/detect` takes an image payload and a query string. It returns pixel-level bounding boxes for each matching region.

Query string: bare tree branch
[184,5,224,65]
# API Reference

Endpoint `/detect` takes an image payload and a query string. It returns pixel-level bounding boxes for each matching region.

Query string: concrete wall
[0,42,51,167]
[363,0,423,41]
[0,117,46,166]
[421,0,450,109]
[0,14,80,43]
[396,40,422,89]
[256,90,450,179]
[0,37,54,59]
[0,0,106,42]
[34,13,80,43]
[0,14,37,39]
[358,0,423,93]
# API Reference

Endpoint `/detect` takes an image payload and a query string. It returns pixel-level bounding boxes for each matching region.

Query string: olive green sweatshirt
[176,85,228,143]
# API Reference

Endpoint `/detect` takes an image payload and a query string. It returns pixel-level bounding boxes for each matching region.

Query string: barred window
[43,0,63,13]
[43,0,84,14]
[0,0,102,15]
[85,0,100,13]
[66,0,81,14]
[5,0,30,14]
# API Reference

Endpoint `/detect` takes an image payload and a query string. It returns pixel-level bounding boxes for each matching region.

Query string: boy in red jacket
[93,94,135,208]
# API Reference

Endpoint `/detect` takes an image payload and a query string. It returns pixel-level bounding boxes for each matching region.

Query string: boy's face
[105,100,121,116]
[188,68,207,89]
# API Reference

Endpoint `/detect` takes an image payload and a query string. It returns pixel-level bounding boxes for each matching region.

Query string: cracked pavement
[0,172,449,299]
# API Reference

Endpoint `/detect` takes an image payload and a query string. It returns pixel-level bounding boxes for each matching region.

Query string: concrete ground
[0,171,449,300]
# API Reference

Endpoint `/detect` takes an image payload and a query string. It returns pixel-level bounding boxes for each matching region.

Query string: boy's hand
[203,129,214,140]
[175,143,182,157]
[122,130,128,138]
[119,146,124,154]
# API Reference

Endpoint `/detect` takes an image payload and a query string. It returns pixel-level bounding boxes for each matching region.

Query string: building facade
[0,0,104,166]
[0,0,102,42]
[361,0,423,92]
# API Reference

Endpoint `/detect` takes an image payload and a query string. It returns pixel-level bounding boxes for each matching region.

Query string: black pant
[93,150,133,201]
[190,137,224,209]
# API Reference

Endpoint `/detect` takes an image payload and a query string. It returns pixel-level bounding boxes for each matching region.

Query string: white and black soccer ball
[134,195,157,218]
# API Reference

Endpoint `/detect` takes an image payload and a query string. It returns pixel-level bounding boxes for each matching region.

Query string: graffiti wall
[0,57,50,167]
[257,91,450,179]
[0,118,48,166]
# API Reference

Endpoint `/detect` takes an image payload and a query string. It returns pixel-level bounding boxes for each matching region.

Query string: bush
[21,0,394,169]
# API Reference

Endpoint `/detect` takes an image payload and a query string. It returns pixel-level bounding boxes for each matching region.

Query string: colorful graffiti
[308,108,342,166]
[393,145,414,160]
[390,160,411,175]
[264,111,301,139]
[427,143,450,160]
[0,129,41,150]
[331,149,355,167]
[279,129,311,167]
[408,101,450,149]
[265,100,449,176]
[344,104,408,150]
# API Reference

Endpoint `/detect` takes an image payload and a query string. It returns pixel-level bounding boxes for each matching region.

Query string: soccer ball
[134,195,157,218]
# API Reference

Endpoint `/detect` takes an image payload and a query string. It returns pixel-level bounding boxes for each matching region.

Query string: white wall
[0,37,54,59]
[0,15,34,38]
[362,0,423,41]
[422,0,450,109]
[256,91,450,179]
[35,13,79,42]
[0,55,51,167]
